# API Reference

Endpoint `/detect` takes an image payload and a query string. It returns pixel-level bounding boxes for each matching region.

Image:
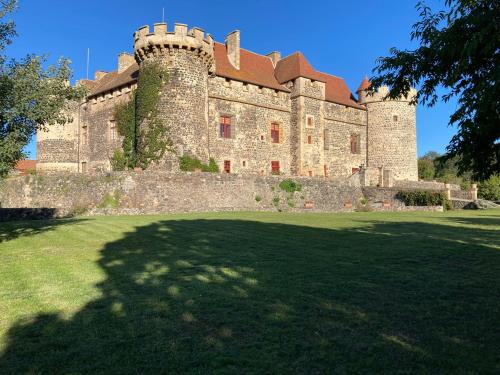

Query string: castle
[37,22,418,183]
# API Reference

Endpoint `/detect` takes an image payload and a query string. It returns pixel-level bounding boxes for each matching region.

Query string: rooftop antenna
[162,7,165,23]
[86,48,90,80]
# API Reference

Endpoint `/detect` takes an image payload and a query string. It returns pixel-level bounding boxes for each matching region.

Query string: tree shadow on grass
[444,214,500,228]
[0,217,87,243]
[0,217,499,373]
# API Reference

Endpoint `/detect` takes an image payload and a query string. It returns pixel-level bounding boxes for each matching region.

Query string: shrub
[179,156,219,173]
[110,149,128,171]
[255,195,262,202]
[478,174,500,201]
[279,179,302,193]
[97,191,120,209]
[272,196,280,206]
[397,190,449,208]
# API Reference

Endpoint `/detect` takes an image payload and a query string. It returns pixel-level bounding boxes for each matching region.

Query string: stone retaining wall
[0,171,364,216]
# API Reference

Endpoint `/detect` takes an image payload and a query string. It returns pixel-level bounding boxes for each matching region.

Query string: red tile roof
[86,40,364,109]
[14,160,36,174]
[357,77,371,92]
[317,72,365,109]
[274,52,325,84]
[213,42,288,92]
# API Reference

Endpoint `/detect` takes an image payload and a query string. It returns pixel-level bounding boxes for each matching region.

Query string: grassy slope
[0,210,499,374]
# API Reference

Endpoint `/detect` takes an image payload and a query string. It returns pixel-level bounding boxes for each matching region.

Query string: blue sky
[7,0,457,159]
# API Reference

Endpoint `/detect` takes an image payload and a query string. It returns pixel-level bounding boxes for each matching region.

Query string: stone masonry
[37,22,418,183]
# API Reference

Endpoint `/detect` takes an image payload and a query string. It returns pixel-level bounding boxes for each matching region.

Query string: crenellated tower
[133,23,215,168]
[357,79,418,181]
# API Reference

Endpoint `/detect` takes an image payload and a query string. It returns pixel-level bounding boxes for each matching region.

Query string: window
[224,160,231,173]
[82,125,88,145]
[260,134,265,141]
[393,115,399,122]
[220,116,231,138]
[308,170,313,177]
[271,123,280,144]
[271,161,280,174]
[81,162,87,173]
[306,115,314,128]
[307,135,312,144]
[324,130,330,150]
[242,160,246,167]
[350,134,360,154]
[324,164,328,177]
[109,120,117,142]
[352,167,360,174]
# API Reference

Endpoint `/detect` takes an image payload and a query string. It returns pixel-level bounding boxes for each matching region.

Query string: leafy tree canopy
[0,0,85,177]
[371,0,499,180]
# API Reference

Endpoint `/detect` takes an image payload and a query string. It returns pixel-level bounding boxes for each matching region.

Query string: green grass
[0,210,499,374]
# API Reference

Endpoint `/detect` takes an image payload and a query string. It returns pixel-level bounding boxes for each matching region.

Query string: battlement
[134,22,215,72]
[358,85,417,105]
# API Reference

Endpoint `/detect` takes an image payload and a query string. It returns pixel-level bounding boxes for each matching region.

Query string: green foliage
[255,195,262,202]
[278,179,302,193]
[286,197,295,208]
[97,191,120,209]
[0,1,86,178]
[418,158,435,180]
[110,149,128,171]
[397,190,449,209]
[179,155,219,173]
[272,196,280,206]
[113,62,172,170]
[371,0,500,180]
[478,174,500,201]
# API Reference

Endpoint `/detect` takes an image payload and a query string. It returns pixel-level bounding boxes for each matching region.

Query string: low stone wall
[0,208,61,222]
[393,180,460,191]
[0,171,364,216]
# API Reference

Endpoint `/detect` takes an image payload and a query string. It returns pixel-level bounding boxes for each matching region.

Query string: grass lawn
[0,210,499,374]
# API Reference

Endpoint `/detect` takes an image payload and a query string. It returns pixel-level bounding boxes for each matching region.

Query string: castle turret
[134,23,215,168]
[357,79,418,181]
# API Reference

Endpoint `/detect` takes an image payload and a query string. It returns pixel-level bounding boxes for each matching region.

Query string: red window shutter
[224,160,231,173]
[352,167,360,174]
[271,161,280,174]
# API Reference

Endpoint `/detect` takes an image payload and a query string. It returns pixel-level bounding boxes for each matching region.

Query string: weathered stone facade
[37,22,418,183]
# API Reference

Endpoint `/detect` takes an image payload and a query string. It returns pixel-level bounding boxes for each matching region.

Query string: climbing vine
[111,62,173,170]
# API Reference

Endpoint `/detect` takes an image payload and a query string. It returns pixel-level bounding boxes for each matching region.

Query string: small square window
[307,135,312,144]
[224,160,231,173]
[260,134,265,141]
[242,160,246,167]
[393,115,398,122]
[308,171,313,177]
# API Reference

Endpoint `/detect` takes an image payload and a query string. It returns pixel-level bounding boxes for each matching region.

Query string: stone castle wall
[0,172,364,216]
[35,23,419,184]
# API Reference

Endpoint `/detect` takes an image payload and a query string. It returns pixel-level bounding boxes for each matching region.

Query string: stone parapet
[134,23,215,73]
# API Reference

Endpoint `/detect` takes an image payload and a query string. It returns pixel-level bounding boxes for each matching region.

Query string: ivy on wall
[111,62,173,170]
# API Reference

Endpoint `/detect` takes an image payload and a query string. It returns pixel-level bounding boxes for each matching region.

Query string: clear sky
[6,0,458,159]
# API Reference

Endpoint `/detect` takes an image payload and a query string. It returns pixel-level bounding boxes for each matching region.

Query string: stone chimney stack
[118,52,135,73]
[225,30,240,70]
[267,51,281,67]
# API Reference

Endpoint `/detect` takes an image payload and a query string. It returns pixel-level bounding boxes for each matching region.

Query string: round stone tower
[357,79,418,181]
[134,23,215,168]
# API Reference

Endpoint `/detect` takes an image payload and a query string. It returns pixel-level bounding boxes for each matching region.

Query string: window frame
[350,133,361,154]
[219,115,232,139]
[223,160,231,173]
[270,122,280,144]
[306,114,315,129]
[271,160,280,174]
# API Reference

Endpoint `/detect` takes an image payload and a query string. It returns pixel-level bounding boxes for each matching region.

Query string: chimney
[225,30,240,70]
[267,51,281,67]
[118,52,135,73]
[94,71,108,80]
